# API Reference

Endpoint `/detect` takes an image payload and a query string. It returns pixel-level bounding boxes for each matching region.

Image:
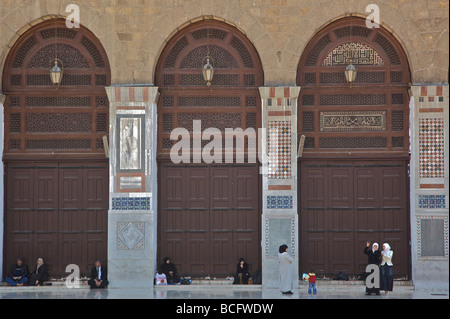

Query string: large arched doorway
[155,20,263,277]
[297,17,411,278]
[2,19,110,277]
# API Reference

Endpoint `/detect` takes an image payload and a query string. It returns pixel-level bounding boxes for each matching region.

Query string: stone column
[259,86,301,289]
[105,85,159,288]
[0,93,5,280]
[410,84,449,290]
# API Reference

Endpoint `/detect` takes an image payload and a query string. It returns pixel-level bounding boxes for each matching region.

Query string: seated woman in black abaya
[233,258,250,284]
[160,257,180,284]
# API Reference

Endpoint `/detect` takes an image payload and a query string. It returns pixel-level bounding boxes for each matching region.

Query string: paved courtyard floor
[0,282,447,318]
[0,282,447,299]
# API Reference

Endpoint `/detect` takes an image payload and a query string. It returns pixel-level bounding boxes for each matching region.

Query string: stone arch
[296,16,412,278]
[1,17,111,277]
[154,18,264,277]
[148,15,263,86]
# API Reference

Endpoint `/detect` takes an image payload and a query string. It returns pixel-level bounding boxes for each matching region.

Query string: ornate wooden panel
[2,19,110,159]
[300,160,409,278]
[155,20,263,158]
[297,17,410,157]
[159,164,260,277]
[156,20,263,277]
[2,19,110,278]
[4,162,108,277]
[297,17,411,278]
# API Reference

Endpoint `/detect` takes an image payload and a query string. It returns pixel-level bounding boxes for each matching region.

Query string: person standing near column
[363,241,381,295]
[278,244,294,295]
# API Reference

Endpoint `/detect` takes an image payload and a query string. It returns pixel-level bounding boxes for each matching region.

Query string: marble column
[105,85,159,288]
[259,86,301,289]
[410,84,449,290]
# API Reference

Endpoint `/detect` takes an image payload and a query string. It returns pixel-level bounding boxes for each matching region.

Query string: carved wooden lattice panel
[2,19,110,280]
[2,19,110,157]
[297,17,410,156]
[296,17,411,278]
[155,20,263,158]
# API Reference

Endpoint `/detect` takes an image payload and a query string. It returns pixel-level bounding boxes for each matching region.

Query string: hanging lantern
[202,56,214,86]
[50,58,63,85]
[344,63,357,87]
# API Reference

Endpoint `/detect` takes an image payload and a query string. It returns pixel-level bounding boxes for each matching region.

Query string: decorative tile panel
[117,221,145,250]
[419,118,444,178]
[267,120,292,179]
[418,195,446,209]
[267,195,293,209]
[112,197,151,210]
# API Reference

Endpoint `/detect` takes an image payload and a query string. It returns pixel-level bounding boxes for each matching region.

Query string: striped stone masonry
[410,84,449,288]
[259,86,300,289]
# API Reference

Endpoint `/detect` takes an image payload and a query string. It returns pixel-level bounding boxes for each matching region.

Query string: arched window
[155,20,263,159]
[297,17,410,155]
[3,18,110,158]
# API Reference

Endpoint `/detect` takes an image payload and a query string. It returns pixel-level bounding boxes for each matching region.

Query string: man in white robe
[278,244,294,294]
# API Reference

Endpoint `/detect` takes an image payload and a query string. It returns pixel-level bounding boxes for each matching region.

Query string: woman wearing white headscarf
[28,258,48,286]
[380,243,393,295]
[363,241,381,295]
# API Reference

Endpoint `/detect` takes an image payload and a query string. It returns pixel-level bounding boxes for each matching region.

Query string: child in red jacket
[307,271,317,295]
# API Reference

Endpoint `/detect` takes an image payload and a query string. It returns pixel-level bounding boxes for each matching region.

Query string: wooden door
[159,164,260,277]
[4,161,108,277]
[300,160,409,278]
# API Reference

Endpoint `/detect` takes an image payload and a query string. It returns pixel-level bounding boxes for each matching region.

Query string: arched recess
[297,17,411,278]
[155,19,264,277]
[2,18,111,277]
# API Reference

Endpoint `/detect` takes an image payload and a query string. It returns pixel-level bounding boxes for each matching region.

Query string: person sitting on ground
[233,258,250,284]
[88,260,108,289]
[28,258,48,286]
[160,257,180,284]
[5,258,29,286]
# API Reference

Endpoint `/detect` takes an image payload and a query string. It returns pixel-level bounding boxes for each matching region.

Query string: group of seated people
[5,257,49,286]
[5,257,108,289]
[155,257,260,285]
[7,256,258,287]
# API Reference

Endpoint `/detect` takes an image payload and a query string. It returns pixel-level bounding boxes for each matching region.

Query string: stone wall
[1,0,448,86]
[0,0,448,289]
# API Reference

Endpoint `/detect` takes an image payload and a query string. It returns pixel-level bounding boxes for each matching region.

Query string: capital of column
[0,93,6,105]
[105,85,159,105]
[259,86,301,100]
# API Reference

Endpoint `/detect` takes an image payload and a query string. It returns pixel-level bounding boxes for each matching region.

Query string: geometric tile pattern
[112,197,151,210]
[419,118,445,178]
[117,221,145,250]
[267,195,293,209]
[267,120,292,179]
[264,217,296,257]
[418,195,446,209]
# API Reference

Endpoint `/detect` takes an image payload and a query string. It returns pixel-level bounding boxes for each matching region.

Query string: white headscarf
[383,243,391,255]
[36,258,44,271]
[372,242,379,253]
